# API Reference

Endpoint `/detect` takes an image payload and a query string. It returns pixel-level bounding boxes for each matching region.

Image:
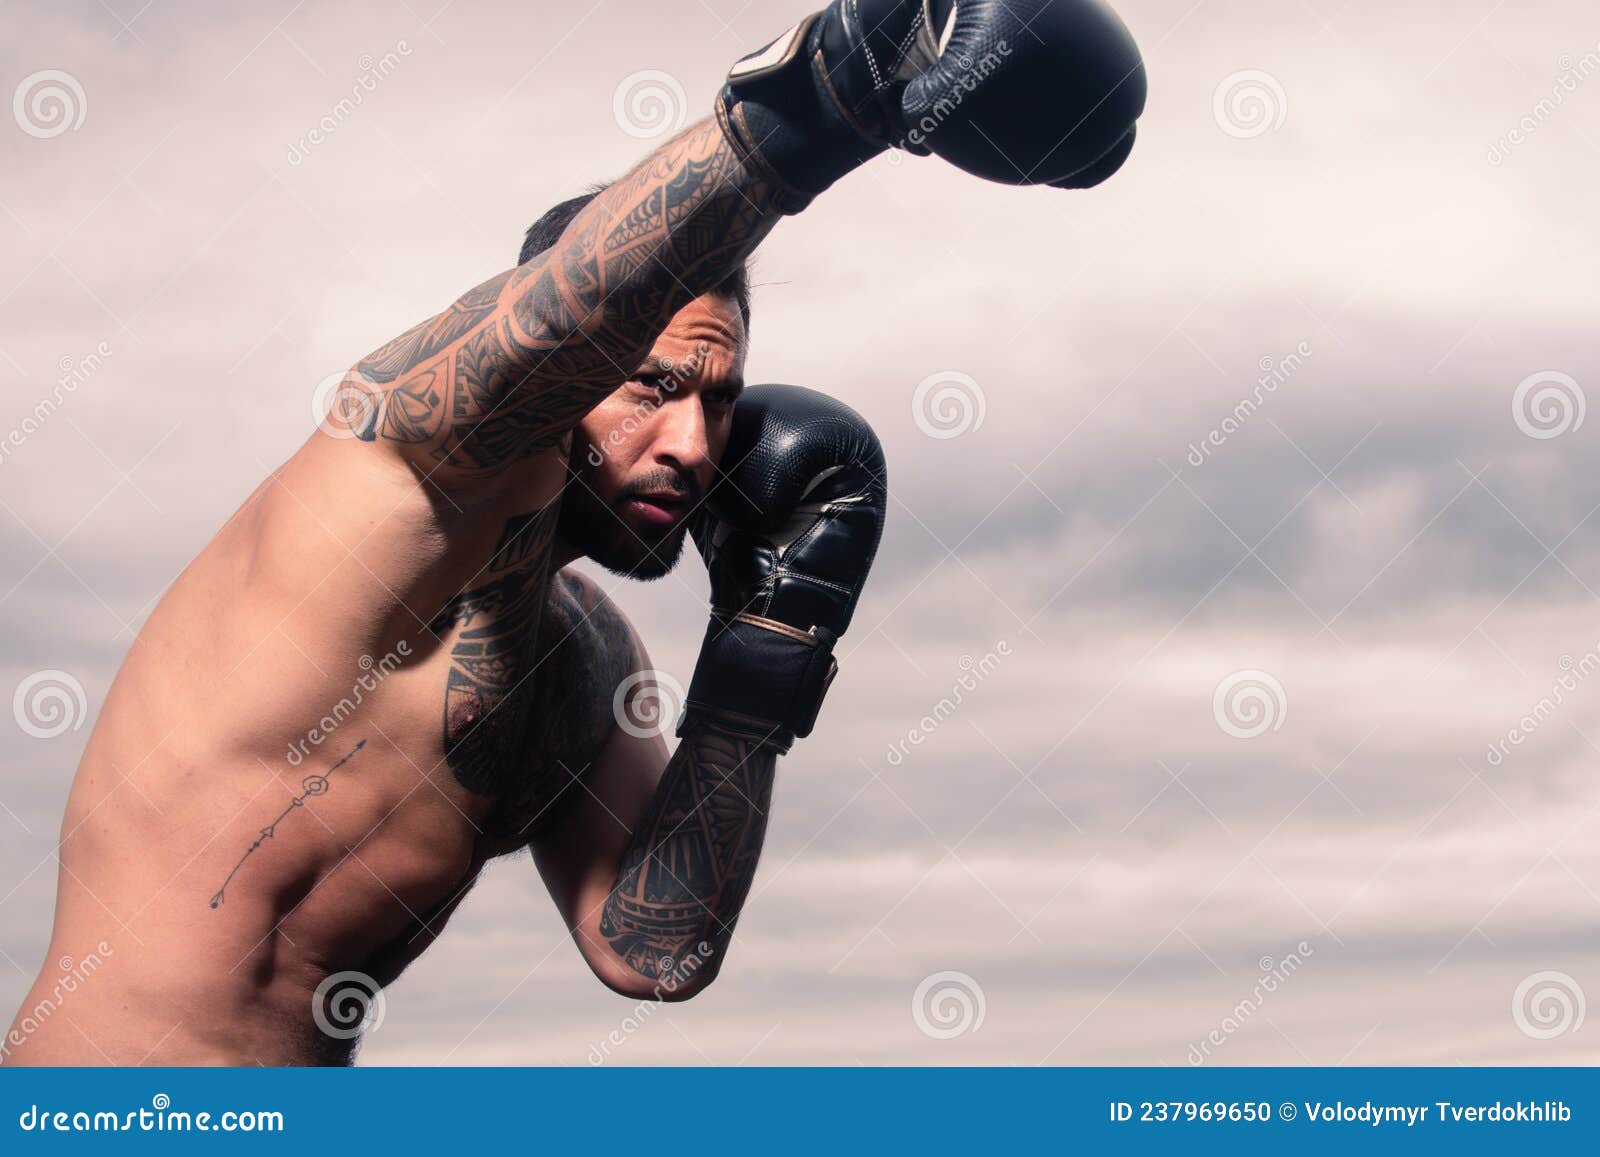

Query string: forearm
[340,116,784,483]
[595,715,778,994]
[496,116,782,409]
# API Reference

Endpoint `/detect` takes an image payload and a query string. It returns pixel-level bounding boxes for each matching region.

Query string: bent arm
[534,672,778,1001]
[336,117,785,485]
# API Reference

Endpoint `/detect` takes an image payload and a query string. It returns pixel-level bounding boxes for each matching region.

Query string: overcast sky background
[2,0,1598,1065]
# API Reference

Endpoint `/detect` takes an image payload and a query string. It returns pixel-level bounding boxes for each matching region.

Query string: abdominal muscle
[4,435,565,1065]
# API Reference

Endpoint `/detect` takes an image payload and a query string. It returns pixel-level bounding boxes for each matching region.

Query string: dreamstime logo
[612,70,687,140]
[1484,646,1600,767]
[13,70,87,139]
[285,41,412,166]
[1187,941,1315,1065]
[613,669,685,738]
[889,39,1013,159]
[1213,69,1287,139]
[13,670,88,739]
[586,942,716,1065]
[0,340,112,468]
[312,970,386,1040]
[912,371,986,439]
[1512,371,1585,440]
[586,341,710,466]
[1,939,113,1062]
[1186,341,1313,466]
[1212,670,1287,739]
[912,970,986,1039]
[1488,41,1600,165]
[886,642,1011,766]
[1511,970,1586,1040]
[312,368,382,439]
[285,643,410,766]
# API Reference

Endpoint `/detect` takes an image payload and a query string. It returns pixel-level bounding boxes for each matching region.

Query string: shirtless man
[5,0,1143,1064]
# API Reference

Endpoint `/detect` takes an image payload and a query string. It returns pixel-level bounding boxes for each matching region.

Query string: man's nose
[651,394,712,478]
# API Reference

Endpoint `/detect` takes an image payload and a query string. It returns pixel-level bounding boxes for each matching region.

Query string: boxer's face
[560,291,747,579]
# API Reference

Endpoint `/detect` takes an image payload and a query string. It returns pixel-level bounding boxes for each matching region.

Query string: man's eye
[704,390,737,409]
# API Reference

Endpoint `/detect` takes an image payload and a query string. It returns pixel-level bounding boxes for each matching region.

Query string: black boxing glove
[717,0,1146,209]
[683,385,888,752]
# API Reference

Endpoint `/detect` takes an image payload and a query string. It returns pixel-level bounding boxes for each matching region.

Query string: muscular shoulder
[547,570,642,678]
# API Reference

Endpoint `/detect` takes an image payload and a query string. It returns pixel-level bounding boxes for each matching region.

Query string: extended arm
[331,0,1143,487]
[335,118,785,485]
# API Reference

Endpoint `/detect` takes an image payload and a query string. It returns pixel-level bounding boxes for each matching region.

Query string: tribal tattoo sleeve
[598,717,779,983]
[336,117,784,485]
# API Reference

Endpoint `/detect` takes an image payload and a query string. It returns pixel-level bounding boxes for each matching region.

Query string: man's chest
[424,511,634,845]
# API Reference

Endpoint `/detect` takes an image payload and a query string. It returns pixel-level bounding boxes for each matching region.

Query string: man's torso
[5,434,635,1065]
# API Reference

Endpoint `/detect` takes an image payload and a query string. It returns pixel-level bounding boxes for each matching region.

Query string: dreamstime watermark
[586,942,716,1064]
[885,40,1013,162]
[1212,670,1287,739]
[1187,941,1315,1065]
[13,69,86,139]
[1511,970,1585,1040]
[613,669,686,739]
[0,941,113,1061]
[885,641,1011,767]
[312,970,386,1040]
[312,367,381,439]
[612,70,687,140]
[285,644,410,766]
[1484,645,1600,767]
[12,669,88,739]
[586,341,711,466]
[912,370,986,439]
[285,40,413,166]
[0,340,112,468]
[1489,42,1600,165]
[1186,341,1312,466]
[1511,370,1585,440]
[16,1095,283,1134]
[1213,69,1287,139]
[912,970,986,1039]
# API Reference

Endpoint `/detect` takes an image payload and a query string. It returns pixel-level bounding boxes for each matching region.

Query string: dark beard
[558,460,694,581]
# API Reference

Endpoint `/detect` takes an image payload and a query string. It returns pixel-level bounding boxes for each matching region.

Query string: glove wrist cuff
[682,612,839,752]
[717,13,888,212]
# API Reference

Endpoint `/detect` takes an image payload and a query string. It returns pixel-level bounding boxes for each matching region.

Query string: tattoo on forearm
[208,740,366,910]
[430,506,560,797]
[338,118,784,482]
[599,720,777,980]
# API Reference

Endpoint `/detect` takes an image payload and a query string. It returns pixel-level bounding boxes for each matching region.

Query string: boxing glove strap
[681,611,839,753]
[717,12,888,212]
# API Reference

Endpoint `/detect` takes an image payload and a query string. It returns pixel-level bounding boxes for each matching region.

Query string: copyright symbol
[1278,1102,1296,1120]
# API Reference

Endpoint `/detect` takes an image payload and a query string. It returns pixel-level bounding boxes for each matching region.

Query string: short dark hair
[518,184,752,333]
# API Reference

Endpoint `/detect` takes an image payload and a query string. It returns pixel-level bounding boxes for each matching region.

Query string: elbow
[587,944,724,1003]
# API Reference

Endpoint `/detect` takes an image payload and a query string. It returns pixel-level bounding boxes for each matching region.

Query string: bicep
[531,714,667,934]
[529,623,669,935]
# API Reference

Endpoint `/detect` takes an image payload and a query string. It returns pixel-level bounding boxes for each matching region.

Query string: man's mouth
[623,491,690,528]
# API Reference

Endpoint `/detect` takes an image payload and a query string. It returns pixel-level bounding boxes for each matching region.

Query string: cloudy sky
[2,0,1597,1065]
